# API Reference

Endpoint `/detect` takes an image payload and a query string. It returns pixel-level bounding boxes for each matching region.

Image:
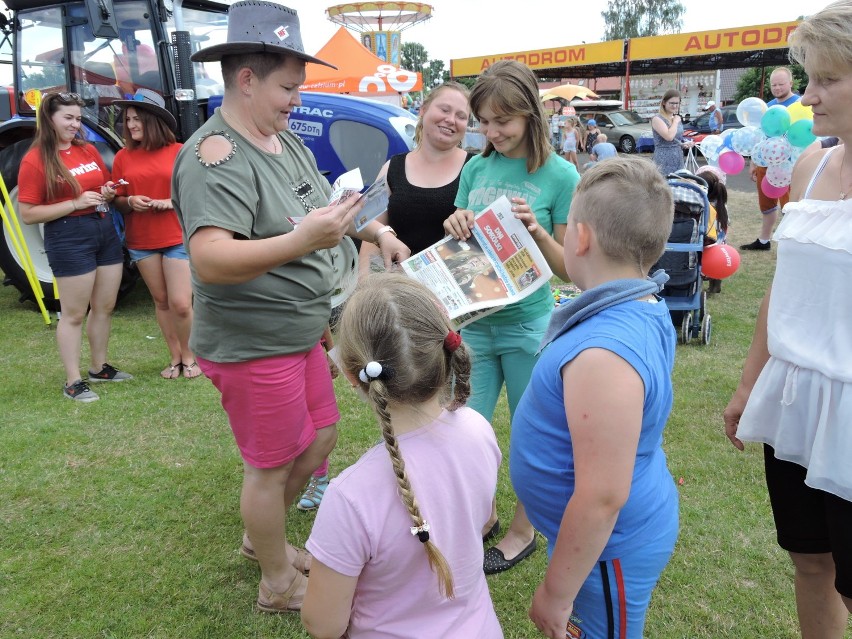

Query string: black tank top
[386,151,475,255]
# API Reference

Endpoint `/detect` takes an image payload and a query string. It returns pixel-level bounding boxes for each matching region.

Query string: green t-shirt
[172,111,334,362]
[455,152,580,324]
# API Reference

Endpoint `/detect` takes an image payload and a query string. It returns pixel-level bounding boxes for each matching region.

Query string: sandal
[257,572,307,613]
[161,362,183,379]
[240,539,311,575]
[182,361,202,379]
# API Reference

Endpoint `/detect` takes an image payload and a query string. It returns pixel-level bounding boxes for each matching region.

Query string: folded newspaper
[400,195,553,329]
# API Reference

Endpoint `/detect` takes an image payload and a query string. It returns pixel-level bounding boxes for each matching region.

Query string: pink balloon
[761,176,789,199]
[717,150,745,175]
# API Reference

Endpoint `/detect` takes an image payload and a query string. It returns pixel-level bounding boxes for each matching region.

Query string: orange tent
[302,27,422,97]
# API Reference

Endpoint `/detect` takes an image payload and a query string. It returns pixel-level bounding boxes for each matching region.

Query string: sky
[284,0,802,69]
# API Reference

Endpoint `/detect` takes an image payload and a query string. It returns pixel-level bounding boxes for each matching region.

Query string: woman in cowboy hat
[171,0,410,615]
[112,89,199,380]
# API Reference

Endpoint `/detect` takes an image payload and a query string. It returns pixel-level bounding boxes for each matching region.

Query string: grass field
[1,189,849,638]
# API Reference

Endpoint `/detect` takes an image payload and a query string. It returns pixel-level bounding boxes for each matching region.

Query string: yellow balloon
[787,100,813,123]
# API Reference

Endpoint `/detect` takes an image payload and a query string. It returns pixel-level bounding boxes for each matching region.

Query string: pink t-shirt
[307,407,503,639]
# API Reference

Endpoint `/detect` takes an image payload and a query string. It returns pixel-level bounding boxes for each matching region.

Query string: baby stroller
[652,172,712,345]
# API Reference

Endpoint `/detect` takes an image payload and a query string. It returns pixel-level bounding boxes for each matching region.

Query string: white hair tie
[358,361,385,383]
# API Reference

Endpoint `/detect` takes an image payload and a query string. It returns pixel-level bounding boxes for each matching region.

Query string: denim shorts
[44,213,124,277]
[128,243,188,263]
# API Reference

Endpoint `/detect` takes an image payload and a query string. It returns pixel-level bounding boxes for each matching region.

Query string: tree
[427,59,445,88]
[601,0,685,40]
[731,65,808,104]
[400,42,428,75]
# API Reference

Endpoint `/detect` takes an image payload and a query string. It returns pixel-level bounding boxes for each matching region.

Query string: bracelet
[374,225,397,245]
[71,198,77,212]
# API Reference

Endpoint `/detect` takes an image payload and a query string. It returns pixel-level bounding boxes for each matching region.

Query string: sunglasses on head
[53,92,85,104]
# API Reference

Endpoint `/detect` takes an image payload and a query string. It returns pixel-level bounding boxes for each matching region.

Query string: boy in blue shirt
[510,156,678,638]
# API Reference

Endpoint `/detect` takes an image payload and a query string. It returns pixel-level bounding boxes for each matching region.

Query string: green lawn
[1,190,849,638]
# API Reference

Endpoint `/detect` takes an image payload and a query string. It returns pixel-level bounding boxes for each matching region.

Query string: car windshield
[609,110,644,126]
[693,113,711,127]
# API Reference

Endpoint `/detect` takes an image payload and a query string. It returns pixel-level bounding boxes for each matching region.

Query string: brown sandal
[240,543,311,576]
[161,363,183,379]
[257,572,307,613]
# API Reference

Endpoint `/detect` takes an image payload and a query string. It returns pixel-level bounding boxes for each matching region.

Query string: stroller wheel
[701,313,712,345]
[680,312,693,344]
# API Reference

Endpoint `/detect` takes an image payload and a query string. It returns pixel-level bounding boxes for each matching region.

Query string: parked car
[683,105,743,142]
[637,105,744,152]
[576,109,650,154]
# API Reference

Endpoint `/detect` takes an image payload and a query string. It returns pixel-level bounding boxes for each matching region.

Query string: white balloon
[736,97,768,127]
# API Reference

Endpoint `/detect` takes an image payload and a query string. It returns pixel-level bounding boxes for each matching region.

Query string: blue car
[208,93,417,184]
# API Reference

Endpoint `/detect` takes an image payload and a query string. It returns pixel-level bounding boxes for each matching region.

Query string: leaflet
[327,167,390,232]
[400,195,553,329]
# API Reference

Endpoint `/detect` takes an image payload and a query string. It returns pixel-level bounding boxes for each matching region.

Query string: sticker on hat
[190,1,336,69]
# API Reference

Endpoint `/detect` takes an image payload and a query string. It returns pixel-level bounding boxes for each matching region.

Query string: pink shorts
[198,343,339,468]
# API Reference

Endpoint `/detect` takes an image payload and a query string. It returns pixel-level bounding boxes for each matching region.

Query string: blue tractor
[0,0,416,310]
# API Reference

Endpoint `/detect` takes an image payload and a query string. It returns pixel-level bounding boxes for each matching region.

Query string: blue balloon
[761,105,792,137]
[787,119,816,148]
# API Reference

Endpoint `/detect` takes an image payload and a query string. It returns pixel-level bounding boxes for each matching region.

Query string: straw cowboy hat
[112,88,177,131]
[190,0,336,69]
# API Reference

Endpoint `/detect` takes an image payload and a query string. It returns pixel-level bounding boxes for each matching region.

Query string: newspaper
[400,195,553,329]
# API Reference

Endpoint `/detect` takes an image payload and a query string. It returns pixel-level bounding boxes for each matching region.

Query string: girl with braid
[301,274,503,639]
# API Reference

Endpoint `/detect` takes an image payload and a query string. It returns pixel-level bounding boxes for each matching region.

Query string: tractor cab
[6,0,230,145]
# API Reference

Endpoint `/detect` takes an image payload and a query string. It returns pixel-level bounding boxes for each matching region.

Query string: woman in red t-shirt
[111,89,197,380]
[18,92,132,403]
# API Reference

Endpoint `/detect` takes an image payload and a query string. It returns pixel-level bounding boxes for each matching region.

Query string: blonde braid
[446,341,472,410]
[370,380,455,599]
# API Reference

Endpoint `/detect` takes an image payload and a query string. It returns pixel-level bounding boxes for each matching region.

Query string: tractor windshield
[14,0,228,140]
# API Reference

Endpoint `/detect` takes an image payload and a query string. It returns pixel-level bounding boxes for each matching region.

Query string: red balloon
[702,244,741,279]
[761,176,789,199]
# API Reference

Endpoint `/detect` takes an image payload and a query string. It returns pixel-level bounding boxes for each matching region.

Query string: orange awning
[303,27,422,94]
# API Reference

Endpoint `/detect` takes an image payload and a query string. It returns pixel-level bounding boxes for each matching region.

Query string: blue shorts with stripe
[566,526,678,639]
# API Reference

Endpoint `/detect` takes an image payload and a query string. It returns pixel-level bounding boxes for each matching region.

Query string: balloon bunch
[697,98,815,198]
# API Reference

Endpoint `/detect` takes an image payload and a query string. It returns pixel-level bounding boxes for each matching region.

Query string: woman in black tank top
[359,83,475,273]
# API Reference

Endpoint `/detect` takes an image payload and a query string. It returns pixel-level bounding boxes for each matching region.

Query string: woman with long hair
[443,60,581,574]
[18,92,132,402]
[651,89,693,176]
[112,89,198,379]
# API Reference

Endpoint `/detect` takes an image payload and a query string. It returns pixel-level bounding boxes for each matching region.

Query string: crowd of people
[14,0,852,636]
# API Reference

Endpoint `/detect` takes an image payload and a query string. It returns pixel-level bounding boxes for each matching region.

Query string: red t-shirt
[18,144,110,216]
[112,143,183,250]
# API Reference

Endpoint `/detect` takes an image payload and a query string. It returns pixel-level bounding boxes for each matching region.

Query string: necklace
[220,108,280,154]
[840,150,852,200]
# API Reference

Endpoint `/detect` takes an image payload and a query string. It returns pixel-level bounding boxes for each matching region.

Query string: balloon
[731,126,766,156]
[761,105,792,137]
[751,140,769,167]
[702,244,741,279]
[717,150,745,174]
[719,128,737,151]
[786,101,813,123]
[737,97,768,127]
[761,176,789,199]
[789,145,805,164]
[762,136,793,165]
[787,119,816,148]
[766,163,793,188]
[699,134,723,160]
